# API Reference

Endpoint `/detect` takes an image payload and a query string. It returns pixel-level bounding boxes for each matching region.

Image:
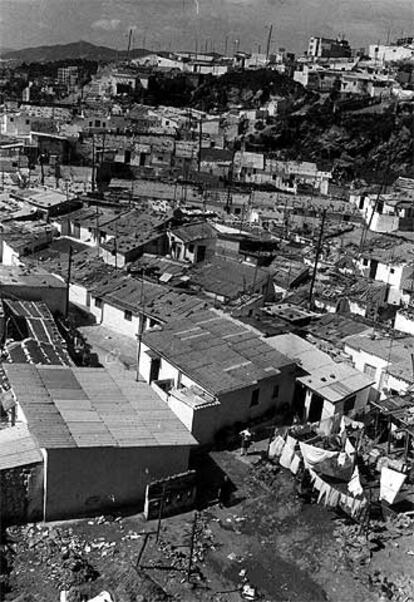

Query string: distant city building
[368,42,414,63]
[308,37,352,58]
[57,65,78,89]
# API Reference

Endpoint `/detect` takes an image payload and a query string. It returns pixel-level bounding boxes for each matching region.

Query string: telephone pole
[266,24,273,61]
[197,118,203,172]
[308,209,327,308]
[136,269,145,382]
[65,245,73,319]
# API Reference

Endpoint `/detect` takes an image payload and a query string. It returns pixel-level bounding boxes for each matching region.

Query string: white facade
[394,309,414,335]
[368,44,414,63]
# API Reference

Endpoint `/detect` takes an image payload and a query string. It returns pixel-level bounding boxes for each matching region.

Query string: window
[362,258,369,266]
[25,119,30,125]
[272,385,279,399]
[390,268,395,274]
[94,298,102,308]
[188,244,194,253]
[344,395,356,415]
[363,363,376,379]
[250,388,260,407]
[10,117,14,123]
[124,310,132,321]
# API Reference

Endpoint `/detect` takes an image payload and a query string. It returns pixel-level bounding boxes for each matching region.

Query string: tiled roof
[4,364,196,449]
[143,309,295,396]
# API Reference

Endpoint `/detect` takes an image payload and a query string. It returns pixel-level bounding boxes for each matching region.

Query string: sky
[0,0,413,54]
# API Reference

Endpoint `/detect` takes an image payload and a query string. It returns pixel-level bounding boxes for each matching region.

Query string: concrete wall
[69,282,90,309]
[0,463,44,525]
[44,445,191,520]
[303,387,370,421]
[141,340,297,441]
[344,343,388,392]
[394,310,414,335]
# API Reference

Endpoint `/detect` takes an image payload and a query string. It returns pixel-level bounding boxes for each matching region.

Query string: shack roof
[297,363,373,404]
[187,256,269,301]
[4,364,196,449]
[266,332,373,401]
[12,187,75,210]
[170,221,216,244]
[142,309,295,396]
[266,333,334,372]
[361,240,414,265]
[345,334,414,384]
[305,313,371,346]
[96,276,210,322]
[0,265,66,289]
[0,424,43,470]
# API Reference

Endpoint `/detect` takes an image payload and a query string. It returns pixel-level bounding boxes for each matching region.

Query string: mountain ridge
[0,41,150,63]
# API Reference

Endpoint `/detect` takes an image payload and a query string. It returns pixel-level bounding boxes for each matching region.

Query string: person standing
[240,428,252,456]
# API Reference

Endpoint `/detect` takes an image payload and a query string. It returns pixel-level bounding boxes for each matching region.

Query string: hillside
[0,41,150,63]
[248,99,414,183]
[190,69,310,111]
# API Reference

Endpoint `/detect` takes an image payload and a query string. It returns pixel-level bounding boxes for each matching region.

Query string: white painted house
[140,309,297,444]
[266,333,374,423]
[344,334,414,398]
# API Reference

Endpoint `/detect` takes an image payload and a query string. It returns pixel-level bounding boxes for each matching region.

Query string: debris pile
[7,524,100,590]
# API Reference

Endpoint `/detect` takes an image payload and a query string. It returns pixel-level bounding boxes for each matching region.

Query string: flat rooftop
[12,187,75,209]
[4,364,196,449]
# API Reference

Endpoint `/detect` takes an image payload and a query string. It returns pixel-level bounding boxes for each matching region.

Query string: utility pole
[91,134,96,193]
[266,24,273,61]
[197,118,203,172]
[136,269,145,382]
[95,205,100,258]
[65,245,73,319]
[126,28,133,63]
[308,209,327,308]
[114,218,118,269]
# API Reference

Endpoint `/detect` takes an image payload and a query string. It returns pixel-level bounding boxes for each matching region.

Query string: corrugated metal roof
[0,424,43,470]
[4,364,195,449]
[143,309,294,396]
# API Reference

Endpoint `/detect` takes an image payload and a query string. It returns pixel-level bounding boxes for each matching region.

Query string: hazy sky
[0,0,413,54]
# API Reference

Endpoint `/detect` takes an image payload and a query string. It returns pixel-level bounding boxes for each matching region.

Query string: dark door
[149,357,161,383]
[308,393,324,422]
[196,245,206,263]
[369,259,378,280]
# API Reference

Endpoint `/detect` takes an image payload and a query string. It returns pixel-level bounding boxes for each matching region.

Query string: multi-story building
[307,37,352,59]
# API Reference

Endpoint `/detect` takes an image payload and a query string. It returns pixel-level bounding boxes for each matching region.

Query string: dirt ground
[4,446,414,602]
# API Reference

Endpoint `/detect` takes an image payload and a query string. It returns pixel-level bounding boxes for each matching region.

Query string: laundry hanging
[279,443,295,469]
[299,441,339,470]
[348,465,363,498]
[268,435,285,459]
[379,467,407,505]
